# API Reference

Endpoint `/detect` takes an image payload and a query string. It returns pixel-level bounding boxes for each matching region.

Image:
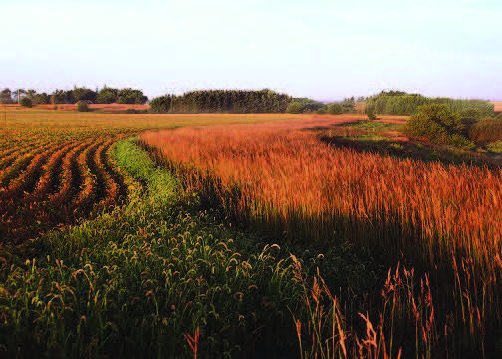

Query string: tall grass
[141,119,502,356]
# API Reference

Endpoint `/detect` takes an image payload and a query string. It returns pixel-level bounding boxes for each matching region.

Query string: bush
[406,104,474,149]
[76,101,90,112]
[20,97,32,108]
[468,118,502,144]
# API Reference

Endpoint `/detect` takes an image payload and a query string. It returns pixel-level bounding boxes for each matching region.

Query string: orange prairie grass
[141,118,502,274]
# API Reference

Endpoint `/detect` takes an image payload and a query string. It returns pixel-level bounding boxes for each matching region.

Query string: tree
[0,88,13,104]
[32,93,50,105]
[13,89,26,104]
[117,88,148,104]
[286,101,303,114]
[51,89,74,104]
[25,89,37,99]
[97,87,119,103]
[72,87,97,103]
[149,95,173,113]
[325,103,343,115]
[340,97,356,113]
[286,98,324,114]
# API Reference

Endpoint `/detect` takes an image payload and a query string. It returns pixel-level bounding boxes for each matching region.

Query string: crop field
[0,109,501,358]
[493,102,502,113]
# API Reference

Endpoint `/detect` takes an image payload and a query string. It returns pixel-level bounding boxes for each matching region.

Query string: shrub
[468,118,502,144]
[76,101,90,112]
[406,104,474,149]
[20,97,32,108]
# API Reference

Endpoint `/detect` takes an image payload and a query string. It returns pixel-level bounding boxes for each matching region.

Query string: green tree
[73,87,97,103]
[149,95,173,113]
[32,93,50,105]
[117,89,148,104]
[97,87,119,103]
[325,103,343,115]
[0,88,13,104]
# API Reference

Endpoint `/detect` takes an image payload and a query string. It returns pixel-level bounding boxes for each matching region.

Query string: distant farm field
[493,101,502,112]
[0,109,501,358]
[0,103,149,112]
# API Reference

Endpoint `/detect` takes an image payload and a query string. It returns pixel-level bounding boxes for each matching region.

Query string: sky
[1,0,501,101]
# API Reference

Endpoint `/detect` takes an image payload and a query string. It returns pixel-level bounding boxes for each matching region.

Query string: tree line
[1,86,495,117]
[0,86,148,105]
[366,91,494,116]
[150,89,291,113]
[149,90,359,114]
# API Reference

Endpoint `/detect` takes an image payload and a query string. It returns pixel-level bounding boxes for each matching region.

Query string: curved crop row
[91,140,121,211]
[28,141,81,201]
[1,135,131,243]
[0,142,73,204]
[0,154,35,189]
[47,139,97,214]
[72,140,102,214]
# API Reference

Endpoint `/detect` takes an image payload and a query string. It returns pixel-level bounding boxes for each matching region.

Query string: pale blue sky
[1,0,501,100]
